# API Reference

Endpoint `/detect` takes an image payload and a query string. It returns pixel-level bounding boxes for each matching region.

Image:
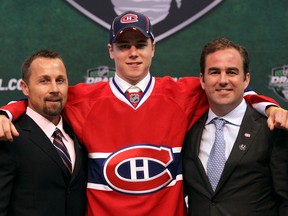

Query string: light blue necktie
[207,118,226,191]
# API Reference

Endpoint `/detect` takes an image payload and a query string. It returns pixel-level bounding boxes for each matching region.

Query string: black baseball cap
[109,11,155,43]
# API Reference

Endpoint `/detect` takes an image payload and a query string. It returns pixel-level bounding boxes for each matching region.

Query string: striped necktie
[52,128,72,173]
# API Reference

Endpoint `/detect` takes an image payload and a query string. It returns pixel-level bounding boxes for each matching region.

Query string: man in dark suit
[183,38,288,216]
[0,50,87,216]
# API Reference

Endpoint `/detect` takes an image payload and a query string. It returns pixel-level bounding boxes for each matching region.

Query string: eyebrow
[208,67,239,71]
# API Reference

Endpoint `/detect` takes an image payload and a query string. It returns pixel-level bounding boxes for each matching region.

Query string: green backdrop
[0,0,287,108]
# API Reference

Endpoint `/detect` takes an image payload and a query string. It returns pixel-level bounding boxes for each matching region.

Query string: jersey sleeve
[0,100,27,121]
[171,78,279,131]
[244,90,279,116]
[174,77,209,131]
[67,82,101,101]
[63,82,102,142]
[0,82,93,122]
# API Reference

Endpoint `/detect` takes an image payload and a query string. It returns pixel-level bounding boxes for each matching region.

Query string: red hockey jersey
[65,76,206,216]
[1,76,278,216]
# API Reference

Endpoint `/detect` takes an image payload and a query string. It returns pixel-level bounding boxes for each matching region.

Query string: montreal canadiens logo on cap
[121,13,138,23]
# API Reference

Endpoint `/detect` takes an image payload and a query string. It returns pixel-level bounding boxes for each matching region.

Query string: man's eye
[209,71,219,75]
[119,44,131,49]
[227,71,237,75]
[136,44,146,49]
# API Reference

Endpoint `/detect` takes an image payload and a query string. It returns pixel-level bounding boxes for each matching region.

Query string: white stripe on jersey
[87,174,183,191]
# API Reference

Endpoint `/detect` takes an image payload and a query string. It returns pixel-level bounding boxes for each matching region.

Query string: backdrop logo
[0,78,22,91]
[85,66,115,84]
[269,65,288,102]
[66,0,222,41]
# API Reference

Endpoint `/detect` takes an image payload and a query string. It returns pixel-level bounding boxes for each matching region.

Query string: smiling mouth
[46,98,61,103]
[127,62,141,65]
[217,89,230,92]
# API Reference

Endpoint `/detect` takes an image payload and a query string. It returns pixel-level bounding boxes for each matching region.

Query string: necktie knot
[213,118,226,130]
[126,86,141,93]
[53,128,62,139]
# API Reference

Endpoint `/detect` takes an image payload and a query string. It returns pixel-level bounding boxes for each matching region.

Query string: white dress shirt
[114,72,151,93]
[26,107,76,171]
[199,99,247,173]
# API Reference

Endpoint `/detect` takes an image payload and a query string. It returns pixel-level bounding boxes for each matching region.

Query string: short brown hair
[21,49,65,83]
[200,38,250,75]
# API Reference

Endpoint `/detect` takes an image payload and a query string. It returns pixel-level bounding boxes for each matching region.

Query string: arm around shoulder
[0,114,19,142]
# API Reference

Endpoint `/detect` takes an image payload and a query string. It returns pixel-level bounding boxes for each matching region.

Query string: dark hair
[200,38,250,75]
[21,49,65,83]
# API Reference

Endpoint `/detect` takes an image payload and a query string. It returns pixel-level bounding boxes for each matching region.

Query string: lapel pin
[244,133,251,138]
[239,144,246,151]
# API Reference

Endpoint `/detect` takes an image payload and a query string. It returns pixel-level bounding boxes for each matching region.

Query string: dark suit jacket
[183,105,288,216]
[0,114,87,216]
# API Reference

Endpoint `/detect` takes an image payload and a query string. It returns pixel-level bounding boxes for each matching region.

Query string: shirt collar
[26,107,65,139]
[114,72,151,93]
[206,99,247,126]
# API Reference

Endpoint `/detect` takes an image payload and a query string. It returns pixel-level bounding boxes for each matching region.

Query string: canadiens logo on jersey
[66,0,222,41]
[88,144,182,195]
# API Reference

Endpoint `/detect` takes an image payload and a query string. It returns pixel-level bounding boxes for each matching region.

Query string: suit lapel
[18,115,72,178]
[216,106,262,192]
[191,114,216,194]
[63,121,84,182]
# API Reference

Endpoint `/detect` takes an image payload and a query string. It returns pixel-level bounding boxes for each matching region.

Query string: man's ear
[244,72,250,89]
[107,43,114,60]
[20,80,29,97]
[200,73,205,90]
[151,41,156,57]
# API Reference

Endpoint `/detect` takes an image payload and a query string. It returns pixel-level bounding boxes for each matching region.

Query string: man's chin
[44,106,63,116]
